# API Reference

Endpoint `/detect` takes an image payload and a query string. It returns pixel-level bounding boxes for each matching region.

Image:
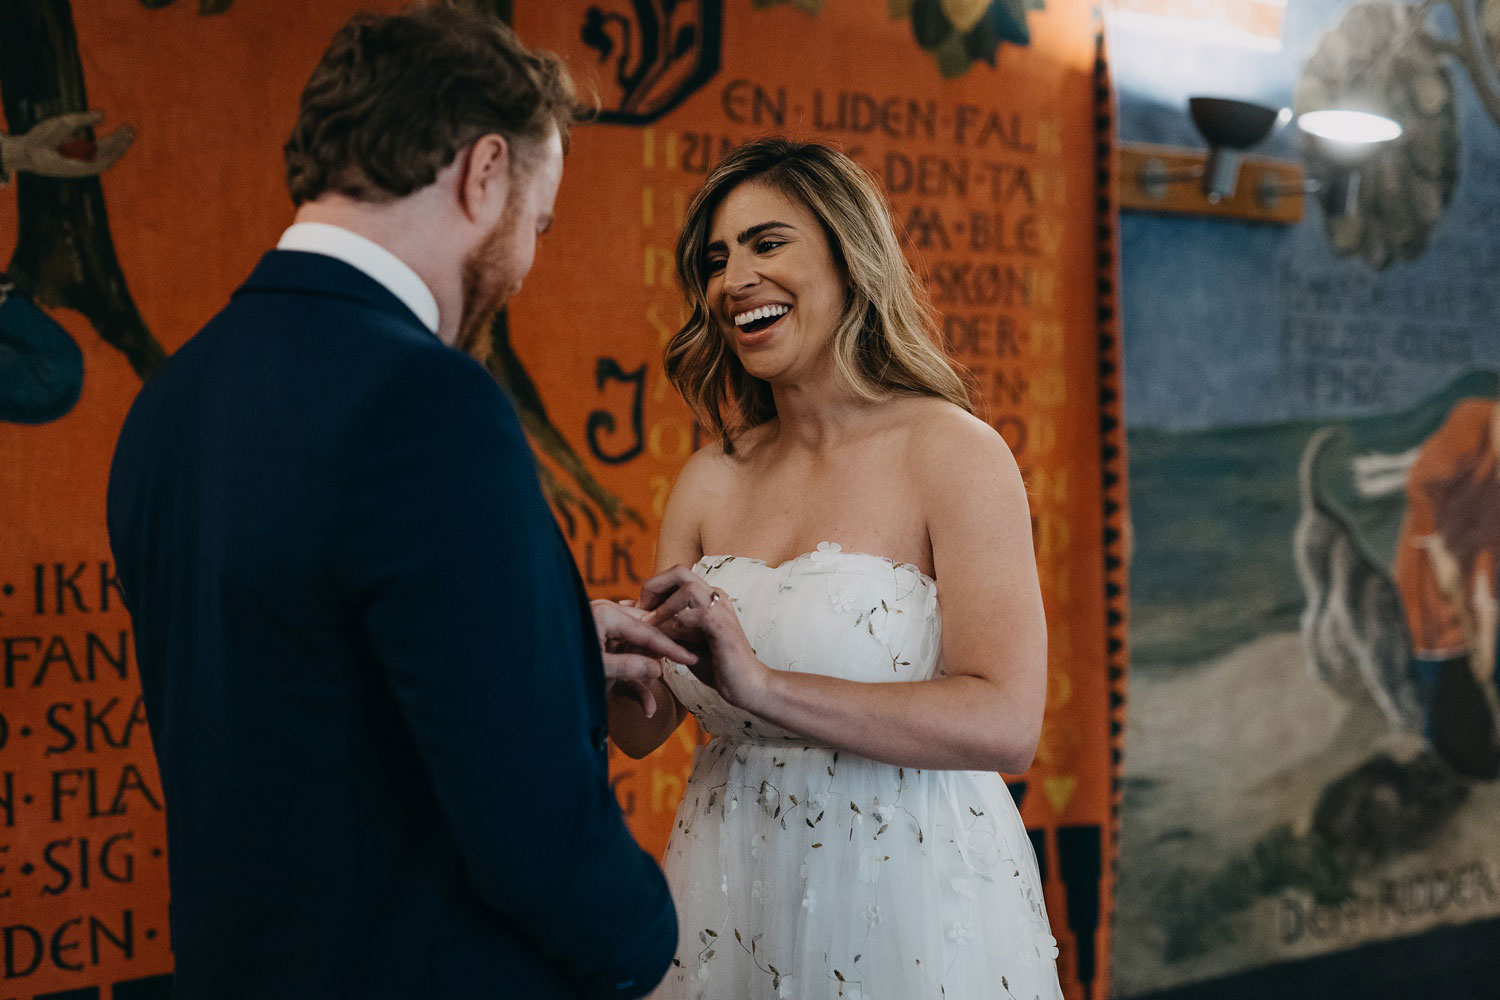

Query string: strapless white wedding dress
[651,543,1062,1000]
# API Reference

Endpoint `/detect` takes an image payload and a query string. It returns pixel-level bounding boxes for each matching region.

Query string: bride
[608,137,1062,1000]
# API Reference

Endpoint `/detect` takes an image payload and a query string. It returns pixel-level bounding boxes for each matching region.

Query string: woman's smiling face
[704,179,847,385]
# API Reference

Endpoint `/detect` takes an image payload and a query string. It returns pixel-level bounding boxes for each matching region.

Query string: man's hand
[590,599,697,719]
[1,111,135,180]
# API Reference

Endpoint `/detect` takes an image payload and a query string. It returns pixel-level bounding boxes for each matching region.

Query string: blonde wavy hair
[666,137,971,452]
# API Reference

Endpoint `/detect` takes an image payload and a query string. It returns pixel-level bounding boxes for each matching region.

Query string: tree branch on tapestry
[480,309,645,535]
[0,0,167,381]
[453,0,644,536]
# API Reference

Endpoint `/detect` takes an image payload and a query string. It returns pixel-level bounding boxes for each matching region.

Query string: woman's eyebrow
[736,221,795,244]
[706,221,797,256]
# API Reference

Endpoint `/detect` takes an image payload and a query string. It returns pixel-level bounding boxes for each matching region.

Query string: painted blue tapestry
[1110,0,1500,995]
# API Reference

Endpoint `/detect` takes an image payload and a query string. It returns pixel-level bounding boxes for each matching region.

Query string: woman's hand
[638,566,773,713]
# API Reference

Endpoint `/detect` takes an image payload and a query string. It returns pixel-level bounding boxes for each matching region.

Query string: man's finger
[620,679,658,719]
[604,652,663,685]
[593,598,649,624]
[605,613,698,664]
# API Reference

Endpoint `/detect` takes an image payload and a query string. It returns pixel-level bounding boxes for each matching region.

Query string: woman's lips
[732,307,790,348]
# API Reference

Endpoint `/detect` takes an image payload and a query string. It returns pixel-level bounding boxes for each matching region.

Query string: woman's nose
[722,250,758,293]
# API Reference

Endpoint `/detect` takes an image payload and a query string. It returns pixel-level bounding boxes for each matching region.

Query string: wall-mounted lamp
[1139,98,1292,203]
[1120,97,1403,225]
[1257,109,1404,216]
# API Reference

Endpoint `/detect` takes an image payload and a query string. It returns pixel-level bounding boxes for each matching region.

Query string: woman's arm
[607,445,720,759]
[645,412,1047,773]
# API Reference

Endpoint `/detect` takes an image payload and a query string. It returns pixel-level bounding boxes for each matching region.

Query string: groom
[107,6,685,997]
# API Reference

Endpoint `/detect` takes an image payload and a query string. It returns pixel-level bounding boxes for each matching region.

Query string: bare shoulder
[897,399,1034,575]
[662,428,764,527]
[668,438,736,515]
[658,423,775,567]
[655,443,725,569]
[897,396,1019,484]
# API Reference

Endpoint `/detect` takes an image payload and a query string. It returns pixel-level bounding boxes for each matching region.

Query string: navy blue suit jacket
[106,251,676,998]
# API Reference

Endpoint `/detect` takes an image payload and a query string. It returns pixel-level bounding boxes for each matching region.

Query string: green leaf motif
[907,0,1043,76]
[933,31,971,77]
[964,12,1003,66]
[983,0,1032,46]
[912,0,953,46]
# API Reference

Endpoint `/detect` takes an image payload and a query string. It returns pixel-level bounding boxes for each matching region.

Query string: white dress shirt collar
[277,222,440,335]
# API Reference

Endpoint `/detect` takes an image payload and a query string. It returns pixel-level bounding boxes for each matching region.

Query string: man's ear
[458,133,510,223]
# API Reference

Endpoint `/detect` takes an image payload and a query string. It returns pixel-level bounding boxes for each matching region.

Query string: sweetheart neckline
[693,543,938,590]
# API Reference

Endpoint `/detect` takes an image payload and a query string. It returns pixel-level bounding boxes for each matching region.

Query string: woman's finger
[638,565,700,612]
[653,615,704,647]
[643,579,715,627]
[673,606,719,635]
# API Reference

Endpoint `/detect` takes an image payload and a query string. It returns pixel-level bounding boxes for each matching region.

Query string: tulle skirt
[650,737,1063,1000]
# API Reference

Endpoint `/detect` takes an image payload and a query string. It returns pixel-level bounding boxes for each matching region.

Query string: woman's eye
[755,239,785,253]
[705,258,726,275]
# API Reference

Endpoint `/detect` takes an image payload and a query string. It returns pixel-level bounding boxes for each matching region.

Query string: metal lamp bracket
[1119,142,1306,224]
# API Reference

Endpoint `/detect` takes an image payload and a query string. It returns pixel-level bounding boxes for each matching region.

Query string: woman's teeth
[734,304,791,328]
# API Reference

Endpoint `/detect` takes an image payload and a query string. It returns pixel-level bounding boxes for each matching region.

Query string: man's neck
[292,194,465,345]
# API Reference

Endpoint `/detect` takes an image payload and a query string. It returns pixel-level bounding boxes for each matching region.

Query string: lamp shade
[1188,97,1286,150]
[1297,109,1403,144]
